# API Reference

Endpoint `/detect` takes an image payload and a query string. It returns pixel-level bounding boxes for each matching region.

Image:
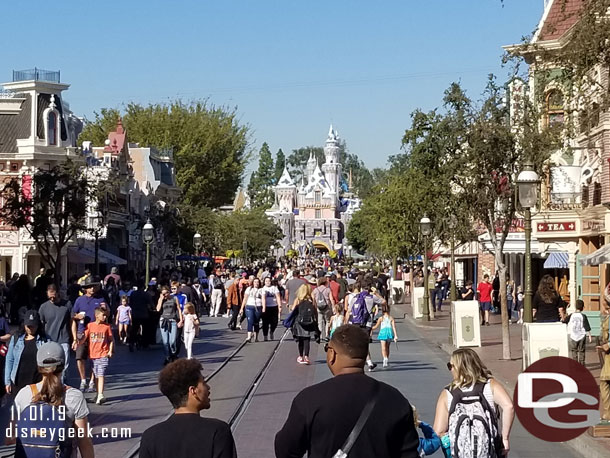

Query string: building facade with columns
[0,69,83,283]
[267,126,356,256]
[500,0,609,311]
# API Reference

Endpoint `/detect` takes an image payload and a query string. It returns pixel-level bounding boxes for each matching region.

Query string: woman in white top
[433,348,514,457]
[239,278,263,343]
[262,276,282,341]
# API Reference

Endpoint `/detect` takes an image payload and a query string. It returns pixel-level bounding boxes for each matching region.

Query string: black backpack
[297,300,316,331]
[212,276,224,290]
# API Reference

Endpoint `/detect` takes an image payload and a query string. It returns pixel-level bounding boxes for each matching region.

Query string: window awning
[579,244,610,266]
[67,246,127,265]
[543,252,569,269]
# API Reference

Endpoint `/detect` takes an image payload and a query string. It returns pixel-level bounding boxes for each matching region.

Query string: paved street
[0,304,591,457]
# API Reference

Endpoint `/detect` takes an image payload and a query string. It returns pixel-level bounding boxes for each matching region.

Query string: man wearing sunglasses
[275,325,419,458]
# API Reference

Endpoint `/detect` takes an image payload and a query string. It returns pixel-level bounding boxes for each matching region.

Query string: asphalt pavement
[0,307,587,457]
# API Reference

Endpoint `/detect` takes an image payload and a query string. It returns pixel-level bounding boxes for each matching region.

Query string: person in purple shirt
[71,276,107,392]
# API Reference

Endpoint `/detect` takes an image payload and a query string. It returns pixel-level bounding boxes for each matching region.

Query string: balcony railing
[12,68,60,83]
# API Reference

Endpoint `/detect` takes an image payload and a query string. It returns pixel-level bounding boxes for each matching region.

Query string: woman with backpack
[10,341,94,457]
[240,277,264,343]
[432,348,514,458]
[290,284,318,365]
[312,277,335,341]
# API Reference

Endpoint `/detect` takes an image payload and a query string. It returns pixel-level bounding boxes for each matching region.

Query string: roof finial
[49,94,56,110]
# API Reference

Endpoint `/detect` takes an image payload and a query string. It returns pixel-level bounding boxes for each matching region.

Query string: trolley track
[123,329,288,457]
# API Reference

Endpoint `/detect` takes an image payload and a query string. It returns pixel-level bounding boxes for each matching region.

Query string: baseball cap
[24,310,40,327]
[37,341,65,368]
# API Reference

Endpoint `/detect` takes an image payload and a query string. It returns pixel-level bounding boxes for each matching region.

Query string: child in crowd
[371,303,398,368]
[327,303,344,339]
[183,303,200,359]
[564,299,592,365]
[411,405,441,456]
[516,286,524,324]
[81,307,114,405]
[115,295,132,344]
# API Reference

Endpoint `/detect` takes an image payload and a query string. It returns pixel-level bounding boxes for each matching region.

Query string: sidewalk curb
[403,309,610,458]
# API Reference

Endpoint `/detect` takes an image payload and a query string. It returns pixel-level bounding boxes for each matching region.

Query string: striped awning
[544,252,569,269]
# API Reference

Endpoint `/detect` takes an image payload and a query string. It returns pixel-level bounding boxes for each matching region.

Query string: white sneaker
[86,381,96,393]
[79,380,87,391]
[96,394,106,405]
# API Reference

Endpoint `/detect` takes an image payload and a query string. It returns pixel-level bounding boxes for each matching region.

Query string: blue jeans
[245,306,262,332]
[160,319,178,358]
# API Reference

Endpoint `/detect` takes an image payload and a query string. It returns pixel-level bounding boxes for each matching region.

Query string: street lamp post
[420,215,432,321]
[142,219,154,286]
[193,233,202,256]
[448,215,457,343]
[516,163,540,324]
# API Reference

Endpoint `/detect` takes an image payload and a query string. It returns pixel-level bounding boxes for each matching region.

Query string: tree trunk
[392,256,397,281]
[495,250,511,360]
[54,249,62,290]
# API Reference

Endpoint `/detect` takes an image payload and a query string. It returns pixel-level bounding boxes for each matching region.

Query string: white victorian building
[0,69,83,282]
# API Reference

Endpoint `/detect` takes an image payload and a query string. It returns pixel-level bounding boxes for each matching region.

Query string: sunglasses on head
[324,343,332,352]
[446,362,453,371]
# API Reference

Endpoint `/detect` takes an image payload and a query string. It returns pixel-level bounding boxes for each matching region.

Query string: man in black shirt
[140,359,236,458]
[275,325,419,458]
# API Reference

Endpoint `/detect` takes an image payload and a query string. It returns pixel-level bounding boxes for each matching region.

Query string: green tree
[219,209,282,260]
[79,100,250,208]
[274,148,286,184]
[0,160,96,288]
[247,142,275,208]
[448,77,556,359]
[286,146,325,184]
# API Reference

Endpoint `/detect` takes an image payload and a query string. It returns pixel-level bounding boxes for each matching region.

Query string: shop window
[581,185,589,205]
[10,163,19,172]
[579,103,600,134]
[545,90,564,128]
[593,182,602,206]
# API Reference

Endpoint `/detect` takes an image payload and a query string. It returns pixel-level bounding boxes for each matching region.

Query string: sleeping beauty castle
[266,125,360,257]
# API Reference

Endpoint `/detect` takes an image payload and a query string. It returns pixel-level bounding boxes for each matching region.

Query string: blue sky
[1,0,542,173]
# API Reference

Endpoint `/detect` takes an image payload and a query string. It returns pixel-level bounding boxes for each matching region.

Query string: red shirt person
[476,274,493,326]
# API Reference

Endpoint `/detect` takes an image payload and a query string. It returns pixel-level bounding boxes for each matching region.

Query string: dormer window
[315,191,321,203]
[43,94,61,146]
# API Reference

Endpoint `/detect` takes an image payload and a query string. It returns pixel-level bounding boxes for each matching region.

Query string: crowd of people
[0,259,527,458]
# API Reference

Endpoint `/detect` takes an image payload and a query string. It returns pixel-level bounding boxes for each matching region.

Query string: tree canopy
[79,100,251,208]
[0,160,98,287]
